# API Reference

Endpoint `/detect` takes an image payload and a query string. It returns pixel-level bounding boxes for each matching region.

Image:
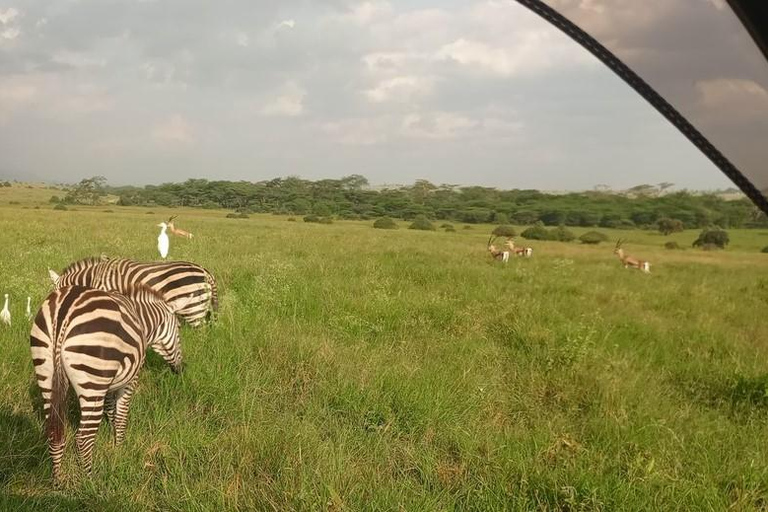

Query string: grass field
[2,190,768,510]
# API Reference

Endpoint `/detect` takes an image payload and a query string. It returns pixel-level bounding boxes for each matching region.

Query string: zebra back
[54,256,217,327]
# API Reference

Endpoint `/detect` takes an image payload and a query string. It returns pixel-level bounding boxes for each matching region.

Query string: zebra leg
[104,392,116,425]
[75,393,106,476]
[112,377,139,446]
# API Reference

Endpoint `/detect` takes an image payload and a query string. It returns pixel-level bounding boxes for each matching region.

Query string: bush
[53,204,68,211]
[287,217,297,222]
[318,217,333,224]
[579,231,609,244]
[103,209,114,213]
[440,223,453,229]
[304,215,320,223]
[374,217,398,230]
[492,225,517,238]
[658,217,684,236]
[463,225,473,230]
[226,212,249,219]
[445,226,456,232]
[49,195,61,204]
[521,222,551,240]
[665,241,681,250]
[693,227,729,249]
[409,215,435,231]
[549,225,576,242]
[761,246,768,254]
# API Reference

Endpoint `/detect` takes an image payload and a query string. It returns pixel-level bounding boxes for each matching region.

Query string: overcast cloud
[0,0,757,190]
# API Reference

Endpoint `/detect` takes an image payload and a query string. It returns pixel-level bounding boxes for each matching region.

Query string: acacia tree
[65,176,108,205]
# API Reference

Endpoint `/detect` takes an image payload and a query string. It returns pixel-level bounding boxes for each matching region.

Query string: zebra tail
[47,365,68,452]
[206,271,219,313]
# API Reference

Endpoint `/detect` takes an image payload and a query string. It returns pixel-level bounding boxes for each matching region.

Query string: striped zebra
[30,285,192,484]
[49,256,218,327]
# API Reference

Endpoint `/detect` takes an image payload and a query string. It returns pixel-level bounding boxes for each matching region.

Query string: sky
[0,0,759,191]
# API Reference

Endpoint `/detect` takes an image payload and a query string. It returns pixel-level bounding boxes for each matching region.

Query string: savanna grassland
[2,189,768,511]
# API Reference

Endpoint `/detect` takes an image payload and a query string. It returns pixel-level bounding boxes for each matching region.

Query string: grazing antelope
[167,215,194,239]
[30,285,191,484]
[505,238,533,258]
[614,239,651,273]
[487,236,510,263]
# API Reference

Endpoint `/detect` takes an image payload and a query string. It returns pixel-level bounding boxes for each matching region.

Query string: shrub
[304,215,320,223]
[53,204,68,211]
[318,217,333,224]
[445,226,456,232]
[492,225,517,238]
[463,225,473,230]
[440,223,453,229]
[287,217,297,222]
[693,227,729,249]
[761,246,768,254]
[549,225,576,242]
[374,217,398,230]
[521,222,551,241]
[103,209,114,213]
[665,241,681,250]
[49,195,61,204]
[409,215,435,231]
[226,212,249,219]
[658,217,684,236]
[579,231,609,245]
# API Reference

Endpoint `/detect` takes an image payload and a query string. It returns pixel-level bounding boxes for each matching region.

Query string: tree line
[59,175,768,229]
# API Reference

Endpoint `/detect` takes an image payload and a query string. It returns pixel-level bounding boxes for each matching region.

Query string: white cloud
[152,115,195,145]
[697,79,768,118]
[365,75,434,103]
[330,1,392,26]
[0,7,19,25]
[262,81,306,117]
[321,117,389,146]
[236,32,249,47]
[277,19,295,30]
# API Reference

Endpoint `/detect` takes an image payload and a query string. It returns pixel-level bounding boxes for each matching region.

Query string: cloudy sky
[0,0,758,190]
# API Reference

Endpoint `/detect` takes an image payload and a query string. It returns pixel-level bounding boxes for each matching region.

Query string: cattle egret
[26,296,32,321]
[157,222,170,259]
[1,294,10,326]
[48,269,60,284]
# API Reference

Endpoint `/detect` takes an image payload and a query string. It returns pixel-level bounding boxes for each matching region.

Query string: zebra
[30,284,193,484]
[48,256,218,327]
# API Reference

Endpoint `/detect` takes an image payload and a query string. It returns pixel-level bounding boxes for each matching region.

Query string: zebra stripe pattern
[52,256,218,327]
[30,285,186,484]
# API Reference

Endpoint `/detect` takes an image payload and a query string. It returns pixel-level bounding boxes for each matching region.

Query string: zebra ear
[48,269,60,285]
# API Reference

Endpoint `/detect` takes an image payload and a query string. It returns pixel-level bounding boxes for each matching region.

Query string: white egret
[1,294,10,326]
[26,296,32,321]
[157,222,170,259]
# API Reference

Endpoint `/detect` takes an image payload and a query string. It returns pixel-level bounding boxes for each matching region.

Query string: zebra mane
[60,256,106,275]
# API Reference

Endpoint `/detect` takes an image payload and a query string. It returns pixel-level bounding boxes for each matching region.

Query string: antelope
[167,215,194,239]
[505,238,533,258]
[487,236,510,263]
[614,239,651,273]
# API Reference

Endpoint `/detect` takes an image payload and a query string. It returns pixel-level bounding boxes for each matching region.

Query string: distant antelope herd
[487,234,650,273]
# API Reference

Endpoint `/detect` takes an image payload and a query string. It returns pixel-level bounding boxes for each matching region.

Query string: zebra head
[150,293,198,373]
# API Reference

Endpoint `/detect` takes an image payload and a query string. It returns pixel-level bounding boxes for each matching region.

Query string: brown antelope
[505,238,533,258]
[614,239,651,273]
[487,236,510,263]
[167,215,194,239]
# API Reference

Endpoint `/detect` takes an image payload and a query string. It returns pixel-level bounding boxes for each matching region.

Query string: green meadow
[2,188,768,511]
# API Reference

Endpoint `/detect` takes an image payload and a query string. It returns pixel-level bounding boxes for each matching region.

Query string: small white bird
[1,294,10,326]
[26,296,32,321]
[157,222,170,259]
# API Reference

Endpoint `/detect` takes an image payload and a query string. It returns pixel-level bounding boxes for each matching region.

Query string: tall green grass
[2,203,768,510]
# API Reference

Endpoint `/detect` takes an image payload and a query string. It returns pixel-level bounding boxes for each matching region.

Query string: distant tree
[657,218,684,236]
[549,226,576,242]
[579,231,609,244]
[64,176,108,205]
[693,227,729,249]
[521,222,551,241]
[492,225,517,237]
[373,217,398,230]
[409,215,435,231]
[512,210,538,225]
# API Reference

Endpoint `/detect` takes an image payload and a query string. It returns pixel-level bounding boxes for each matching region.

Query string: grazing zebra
[30,285,192,484]
[49,256,218,327]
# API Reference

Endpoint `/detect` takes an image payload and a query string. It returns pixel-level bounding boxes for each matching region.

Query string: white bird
[26,296,32,321]
[157,222,170,259]
[1,294,10,326]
